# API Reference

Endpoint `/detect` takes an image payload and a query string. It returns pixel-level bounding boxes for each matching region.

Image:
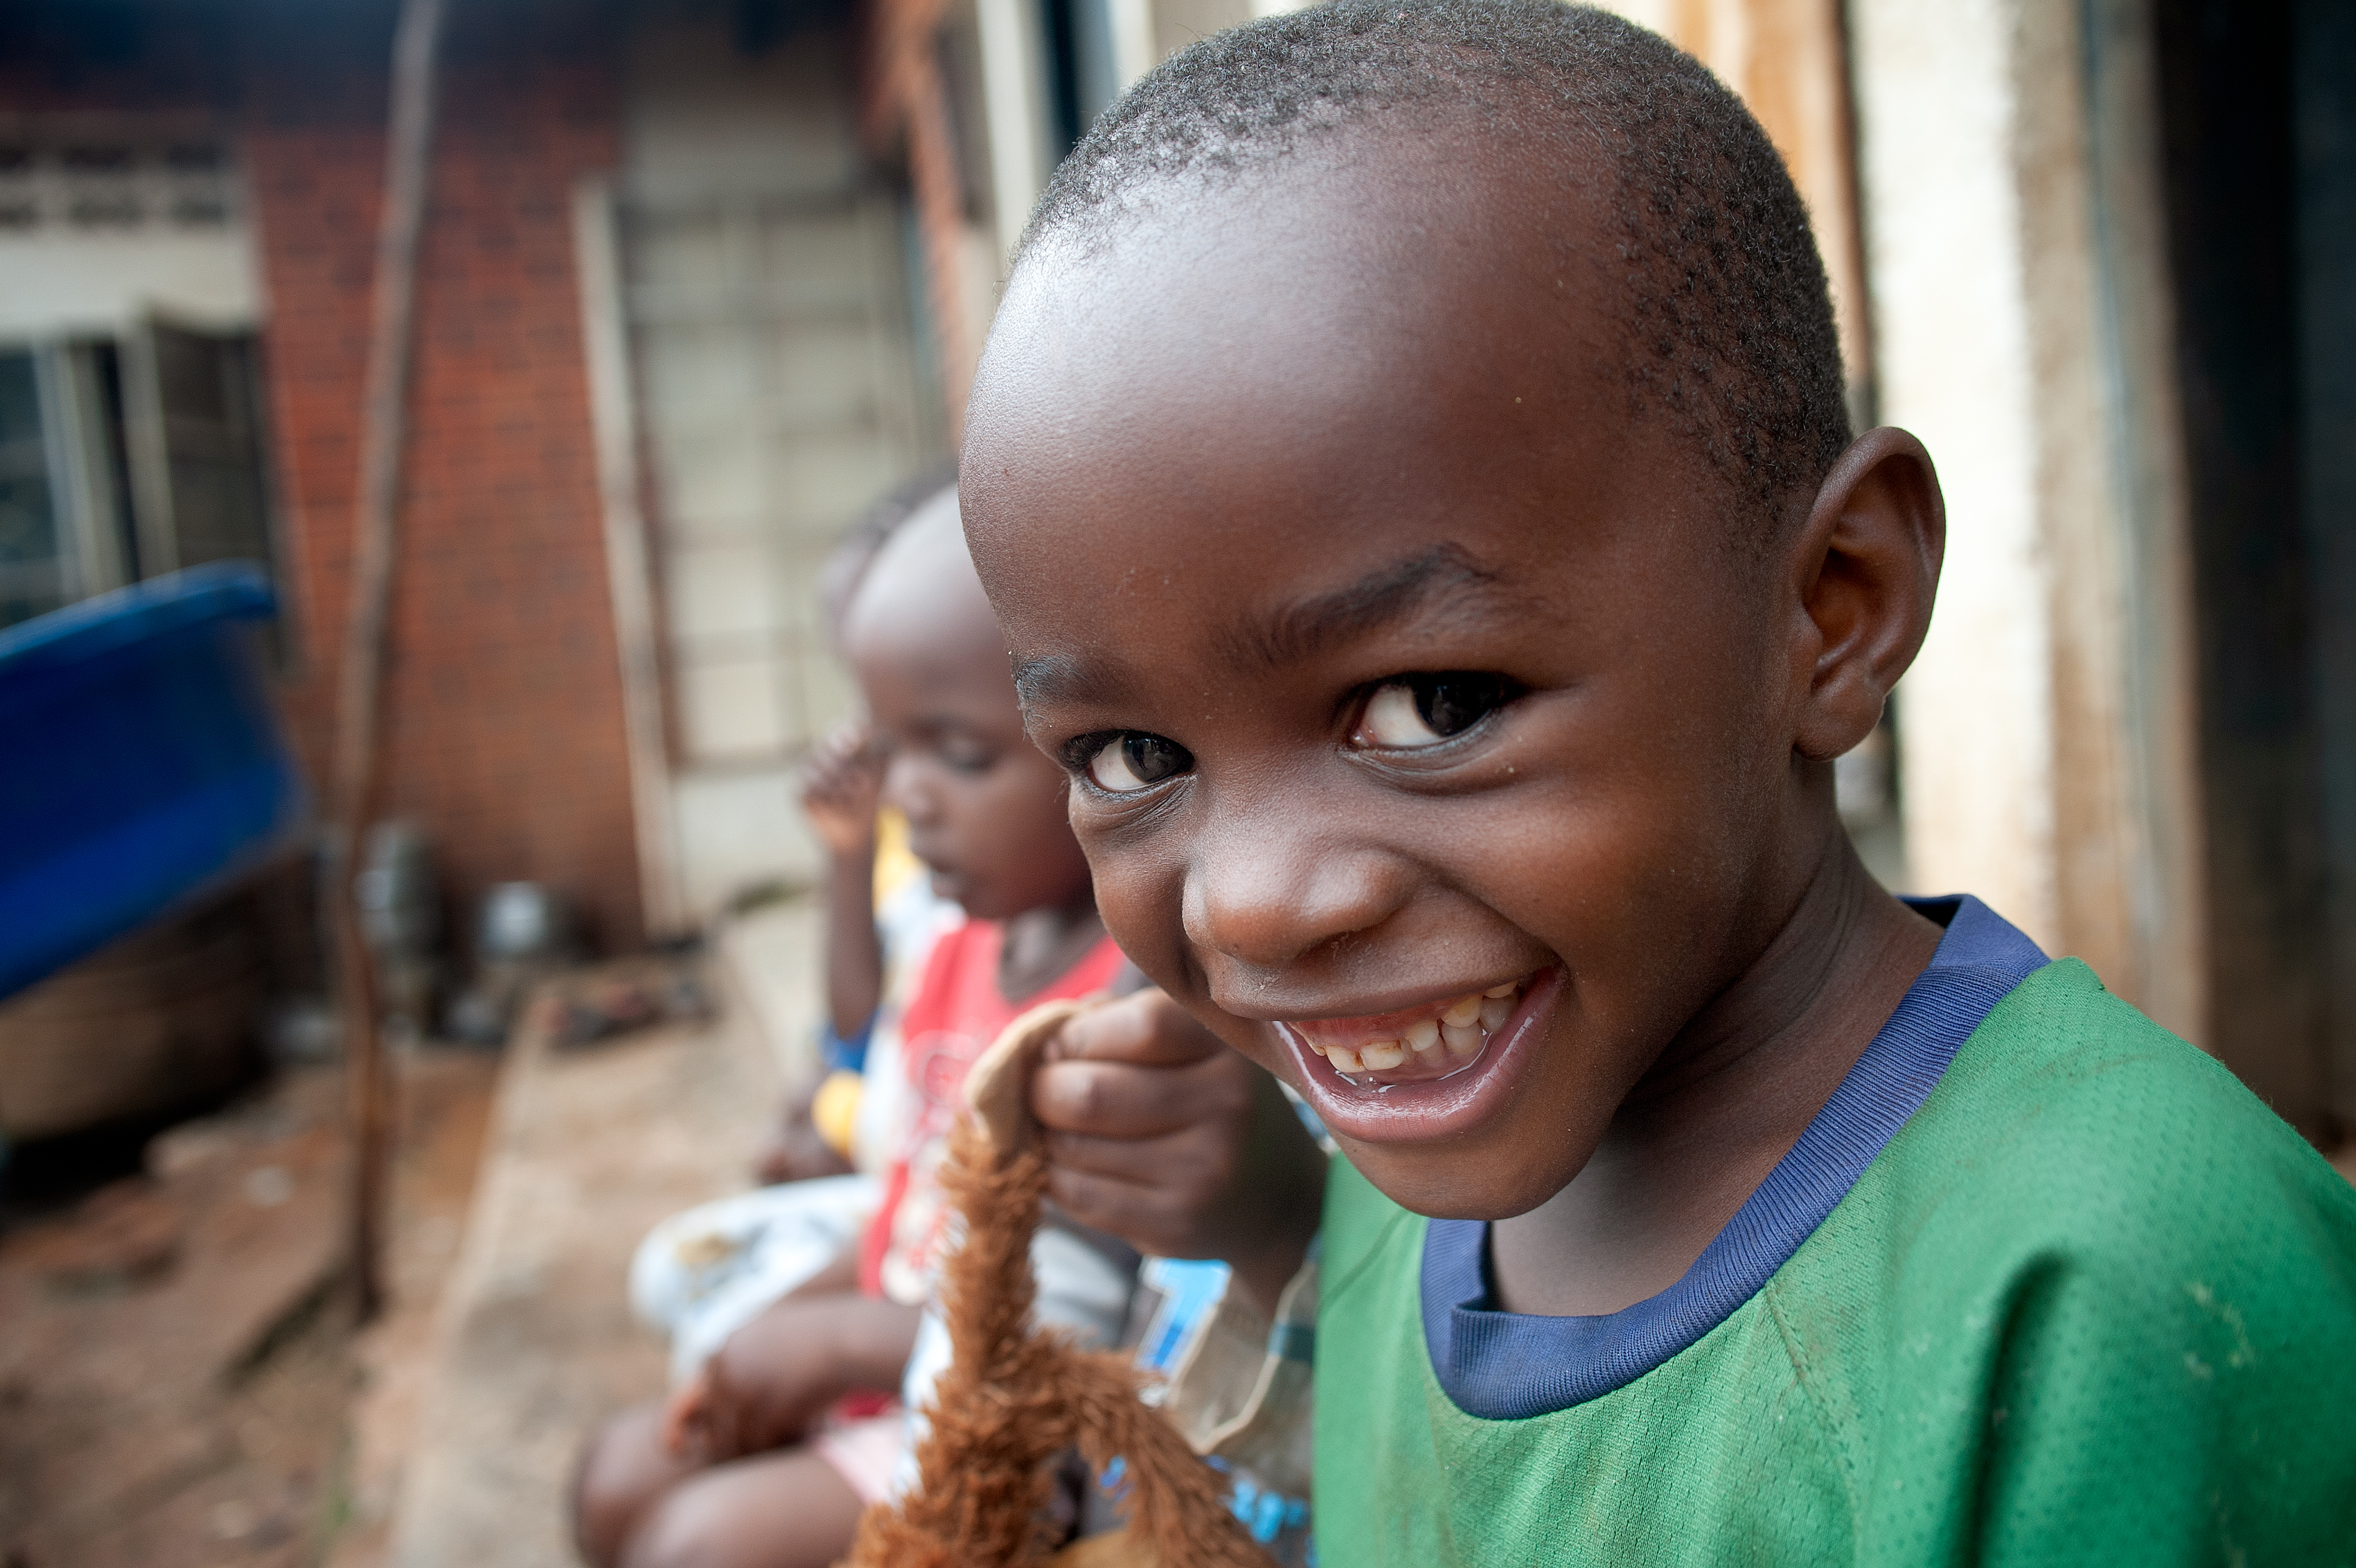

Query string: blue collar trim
[1421,895,2047,1420]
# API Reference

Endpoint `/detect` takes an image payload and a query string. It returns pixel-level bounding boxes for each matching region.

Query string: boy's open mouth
[1279,973,1536,1089]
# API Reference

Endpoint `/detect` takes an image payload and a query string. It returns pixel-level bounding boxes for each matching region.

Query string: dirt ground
[371,953,782,1568]
[0,1048,499,1568]
[0,921,802,1568]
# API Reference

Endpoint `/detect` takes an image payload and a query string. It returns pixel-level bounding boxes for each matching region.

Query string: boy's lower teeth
[1302,980,1524,1084]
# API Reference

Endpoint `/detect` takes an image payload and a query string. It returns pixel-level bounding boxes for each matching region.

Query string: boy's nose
[881,753,941,825]
[1179,801,1412,981]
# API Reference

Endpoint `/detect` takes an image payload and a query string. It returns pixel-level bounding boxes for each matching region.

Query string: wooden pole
[864,0,972,438]
[332,0,449,1323]
[903,41,974,439]
[572,177,688,942]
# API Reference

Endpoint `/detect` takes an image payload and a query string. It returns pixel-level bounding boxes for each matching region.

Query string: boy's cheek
[1106,915,1260,1059]
[1082,854,1280,1067]
[1202,1010,1292,1080]
[1074,835,1185,960]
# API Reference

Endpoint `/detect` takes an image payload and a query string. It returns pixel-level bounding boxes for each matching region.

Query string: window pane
[0,350,65,629]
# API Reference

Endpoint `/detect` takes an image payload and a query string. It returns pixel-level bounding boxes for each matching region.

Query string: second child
[574,489,1137,1568]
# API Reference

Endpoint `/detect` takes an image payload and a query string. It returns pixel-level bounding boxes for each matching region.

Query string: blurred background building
[0,0,2347,1148]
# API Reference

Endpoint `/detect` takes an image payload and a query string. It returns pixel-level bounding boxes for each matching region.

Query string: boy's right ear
[1786,427,1947,763]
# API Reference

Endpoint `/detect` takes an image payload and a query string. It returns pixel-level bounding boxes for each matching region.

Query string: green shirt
[1315,960,2356,1565]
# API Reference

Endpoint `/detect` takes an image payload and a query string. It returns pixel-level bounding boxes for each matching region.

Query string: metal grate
[0,137,240,236]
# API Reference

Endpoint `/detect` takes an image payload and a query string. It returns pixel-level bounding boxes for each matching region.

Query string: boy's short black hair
[1018,0,1850,524]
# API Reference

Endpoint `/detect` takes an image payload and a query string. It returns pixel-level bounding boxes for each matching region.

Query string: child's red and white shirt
[857,918,1126,1304]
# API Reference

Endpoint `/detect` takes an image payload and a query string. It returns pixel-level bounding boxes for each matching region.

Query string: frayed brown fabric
[841,1114,1275,1568]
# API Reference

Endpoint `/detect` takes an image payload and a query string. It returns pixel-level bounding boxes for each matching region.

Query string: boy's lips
[1274,968,1565,1144]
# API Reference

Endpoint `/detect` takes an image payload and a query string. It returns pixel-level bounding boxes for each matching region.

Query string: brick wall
[0,0,650,951]
[246,4,645,951]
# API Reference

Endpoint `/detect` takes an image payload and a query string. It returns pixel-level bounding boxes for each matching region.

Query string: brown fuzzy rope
[842,1117,1275,1568]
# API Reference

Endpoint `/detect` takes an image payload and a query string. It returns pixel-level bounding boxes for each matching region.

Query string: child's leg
[617,1447,869,1568]
[573,1404,698,1568]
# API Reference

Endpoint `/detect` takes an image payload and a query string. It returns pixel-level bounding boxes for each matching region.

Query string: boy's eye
[937,736,995,774]
[1085,733,1193,793]
[1353,673,1515,749]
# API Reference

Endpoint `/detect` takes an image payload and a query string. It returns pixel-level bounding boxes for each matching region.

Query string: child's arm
[1027,989,1327,1316]
[663,1281,920,1464]
[800,721,886,1046]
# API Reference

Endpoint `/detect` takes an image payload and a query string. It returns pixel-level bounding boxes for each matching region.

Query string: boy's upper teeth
[1293,975,1529,1081]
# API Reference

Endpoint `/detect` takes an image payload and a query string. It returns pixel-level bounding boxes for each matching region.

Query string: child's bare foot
[618,1448,866,1568]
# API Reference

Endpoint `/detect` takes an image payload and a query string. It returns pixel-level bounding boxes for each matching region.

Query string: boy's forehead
[845,496,1007,670]
[962,137,1664,640]
[974,139,1610,448]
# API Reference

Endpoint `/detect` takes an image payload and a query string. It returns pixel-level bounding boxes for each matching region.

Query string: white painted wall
[0,230,261,337]
[614,11,945,920]
[977,0,1058,262]
[0,136,262,336]
[1851,0,2059,944]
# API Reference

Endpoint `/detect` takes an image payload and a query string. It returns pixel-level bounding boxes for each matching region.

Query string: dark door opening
[2155,0,2356,1142]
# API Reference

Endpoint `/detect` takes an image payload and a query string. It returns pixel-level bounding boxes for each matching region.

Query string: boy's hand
[750,1081,855,1185]
[1028,990,1327,1315]
[661,1292,919,1465]
[751,1113,854,1185]
[799,722,885,858]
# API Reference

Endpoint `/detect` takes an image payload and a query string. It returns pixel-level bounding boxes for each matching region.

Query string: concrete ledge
[384,907,814,1567]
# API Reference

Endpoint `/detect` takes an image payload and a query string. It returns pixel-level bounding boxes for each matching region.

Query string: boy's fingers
[660,1368,710,1457]
[1041,1127,1236,1213]
[1044,1165,1199,1255]
[1030,1056,1248,1139]
[1044,990,1226,1067]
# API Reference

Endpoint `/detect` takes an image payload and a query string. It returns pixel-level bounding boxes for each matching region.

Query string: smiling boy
[957,1,2356,1561]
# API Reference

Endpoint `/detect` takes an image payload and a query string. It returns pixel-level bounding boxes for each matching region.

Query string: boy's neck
[996,895,1107,1005]
[1488,827,1942,1318]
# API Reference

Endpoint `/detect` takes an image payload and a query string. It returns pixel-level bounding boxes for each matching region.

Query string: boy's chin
[1339,1135,1590,1223]
[926,868,986,915]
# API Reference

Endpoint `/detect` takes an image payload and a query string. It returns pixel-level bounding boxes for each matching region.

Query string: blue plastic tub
[0,563,307,1003]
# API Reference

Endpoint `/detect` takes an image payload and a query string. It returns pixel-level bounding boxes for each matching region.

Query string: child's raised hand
[798,721,885,858]
[1027,989,1327,1315]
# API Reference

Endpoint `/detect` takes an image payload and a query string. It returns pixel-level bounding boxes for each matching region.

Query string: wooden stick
[902,37,974,439]
[863,0,972,439]
[571,177,688,943]
[331,0,449,1324]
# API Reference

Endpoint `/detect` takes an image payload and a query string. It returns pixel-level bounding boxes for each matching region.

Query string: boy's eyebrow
[1012,543,1515,709]
[1232,542,1510,670]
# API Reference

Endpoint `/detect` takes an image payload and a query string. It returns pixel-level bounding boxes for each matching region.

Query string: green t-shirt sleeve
[1965,1210,2356,1565]
[1874,980,2356,1566]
